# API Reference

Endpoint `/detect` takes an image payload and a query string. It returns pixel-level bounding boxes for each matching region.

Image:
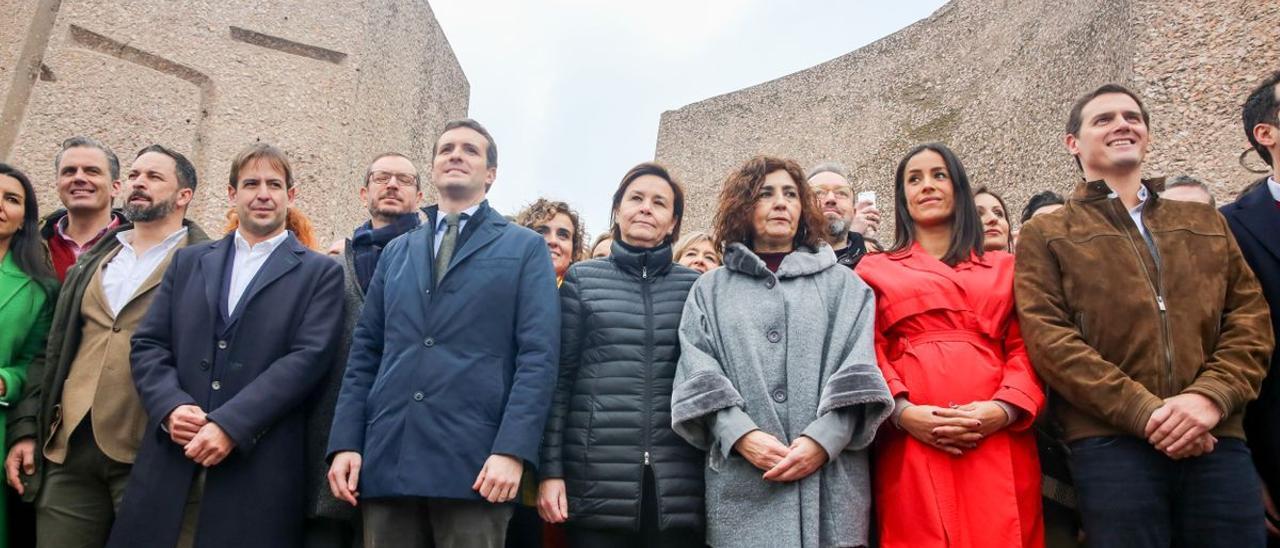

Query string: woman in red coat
[857,143,1044,547]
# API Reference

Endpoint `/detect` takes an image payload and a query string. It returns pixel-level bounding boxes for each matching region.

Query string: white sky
[430,0,950,237]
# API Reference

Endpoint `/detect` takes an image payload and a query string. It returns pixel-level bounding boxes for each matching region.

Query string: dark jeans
[566,467,702,548]
[1069,435,1264,548]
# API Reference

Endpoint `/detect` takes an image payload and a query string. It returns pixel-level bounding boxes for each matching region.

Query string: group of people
[0,74,1276,548]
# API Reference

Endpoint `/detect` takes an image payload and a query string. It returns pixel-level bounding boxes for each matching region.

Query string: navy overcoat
[327,202,560,500]
[1222,179,1280,500]
[107,233,345,548]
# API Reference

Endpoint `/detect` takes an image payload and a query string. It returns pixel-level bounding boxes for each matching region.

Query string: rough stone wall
[1,0,469,243]
[655,0,1278,233]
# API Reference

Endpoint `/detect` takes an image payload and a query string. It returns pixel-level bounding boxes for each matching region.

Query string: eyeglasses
[369,170,418,187]
[814,187,853,199]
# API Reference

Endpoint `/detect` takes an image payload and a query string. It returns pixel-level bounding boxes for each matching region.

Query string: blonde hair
[673,231,719,263]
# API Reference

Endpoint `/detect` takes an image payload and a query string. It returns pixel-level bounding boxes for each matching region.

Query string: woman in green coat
[0,163,56,548]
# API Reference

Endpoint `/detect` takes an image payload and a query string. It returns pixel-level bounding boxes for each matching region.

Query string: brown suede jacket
[1015,178,1273,442]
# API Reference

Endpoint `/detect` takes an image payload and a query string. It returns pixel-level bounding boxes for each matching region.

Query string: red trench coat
[857,245,1044,548]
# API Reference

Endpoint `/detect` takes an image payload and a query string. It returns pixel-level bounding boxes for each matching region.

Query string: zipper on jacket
[1111,198,1176,395]
[640,251,658,527]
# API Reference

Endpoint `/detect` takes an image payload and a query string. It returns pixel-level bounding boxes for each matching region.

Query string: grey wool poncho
[672,242,893,548]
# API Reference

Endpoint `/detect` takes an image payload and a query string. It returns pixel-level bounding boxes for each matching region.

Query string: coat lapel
[415,207,438,297]
[445,221,500,278]
[0,256,32,312]
[890,243,983,312]
[199,236,233,321]
[1234,182,1280,263]
[231,234,303,319]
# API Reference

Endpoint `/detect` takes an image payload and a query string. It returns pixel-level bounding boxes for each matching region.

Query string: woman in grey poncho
[671,155,894,548]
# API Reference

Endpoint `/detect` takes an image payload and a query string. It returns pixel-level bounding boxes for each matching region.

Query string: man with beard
[308,152,424,547]
[807,162,877,268]
[5,144,210,548]
[106,142,343,548]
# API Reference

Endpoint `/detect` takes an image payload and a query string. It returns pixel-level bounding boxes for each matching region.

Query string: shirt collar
[234,228,290,253]
[1268,176,1280,202]
[1131,184,1149,214]
[55,213,121,243]
[434,203,481,232]
[115,225,189,253]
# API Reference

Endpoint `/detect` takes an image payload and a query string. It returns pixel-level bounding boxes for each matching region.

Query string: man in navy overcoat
[106,143,345,548]
[327,119,560,548]
[1224,71,1280,541]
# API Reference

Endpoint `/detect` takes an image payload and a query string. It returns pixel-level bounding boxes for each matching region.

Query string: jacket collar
[609,239,673,278]
[721,241,837,279]
[39,208,126,240]
[1228,176,1280,262]
[1072,177,1166,202]
[886,241,992,270]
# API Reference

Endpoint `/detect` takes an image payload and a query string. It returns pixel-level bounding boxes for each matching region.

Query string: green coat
[0,252,54,548]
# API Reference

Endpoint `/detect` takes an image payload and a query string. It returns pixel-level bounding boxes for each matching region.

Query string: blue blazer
[108,233,345,548]
[328,201,560,500]
[1222,179,1280,498]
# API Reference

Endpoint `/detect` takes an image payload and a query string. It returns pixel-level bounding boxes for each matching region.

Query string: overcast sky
[430,0,950,237]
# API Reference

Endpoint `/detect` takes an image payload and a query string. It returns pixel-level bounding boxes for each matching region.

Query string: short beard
[124,195,177,223]
[825,217,850,238]
[369,202,413,223]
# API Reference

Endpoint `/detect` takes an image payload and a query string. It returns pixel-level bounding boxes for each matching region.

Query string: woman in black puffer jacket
[538,162,705,548]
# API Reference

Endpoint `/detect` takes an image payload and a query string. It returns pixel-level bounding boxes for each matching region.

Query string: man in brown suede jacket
[1015,83,1273,548]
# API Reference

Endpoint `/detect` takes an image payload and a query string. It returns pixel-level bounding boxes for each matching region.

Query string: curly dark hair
[515,198,585,263]
[711,155,826,252]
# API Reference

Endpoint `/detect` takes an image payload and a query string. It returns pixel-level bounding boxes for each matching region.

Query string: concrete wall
[655,0,1279,232]
[1,0,469,243]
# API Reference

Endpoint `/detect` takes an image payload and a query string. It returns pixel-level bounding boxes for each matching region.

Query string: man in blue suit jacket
[327,119,560,548]
[107,143,345,548]
[1224,71,1280,541]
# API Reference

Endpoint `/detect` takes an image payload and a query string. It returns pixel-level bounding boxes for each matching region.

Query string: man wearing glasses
[309,152,424,547]
[807,162,879,268]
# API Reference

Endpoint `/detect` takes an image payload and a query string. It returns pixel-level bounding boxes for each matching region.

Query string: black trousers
[566,467,702,548]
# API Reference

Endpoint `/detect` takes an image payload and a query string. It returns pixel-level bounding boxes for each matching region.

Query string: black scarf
[351,213,421,292]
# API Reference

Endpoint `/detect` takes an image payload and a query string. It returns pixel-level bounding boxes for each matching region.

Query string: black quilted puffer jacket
[540,239,705,532]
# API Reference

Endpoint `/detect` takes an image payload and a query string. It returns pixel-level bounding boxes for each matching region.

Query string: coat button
[112,326,121,333]
[767,330,781,343]
[200,360,209,371]
[217,340,228,350]
[765,278,776,289]
[423,337,435,348]
[211,381,222,391]
[413,391,425,402]
[772,389,787,403]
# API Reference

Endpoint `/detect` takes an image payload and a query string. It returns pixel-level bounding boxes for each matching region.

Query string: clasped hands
[1143,393,1222,460]
[733,430,829,482]
[899,400,1010,456]
[167,404,235,467]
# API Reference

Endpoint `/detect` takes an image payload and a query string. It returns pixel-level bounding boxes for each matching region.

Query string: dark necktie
[434,213,462,285]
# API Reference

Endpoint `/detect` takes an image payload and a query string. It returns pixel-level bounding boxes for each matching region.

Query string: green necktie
[434,212,461,285]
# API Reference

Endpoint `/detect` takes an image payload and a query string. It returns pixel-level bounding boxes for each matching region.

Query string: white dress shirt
[1129,184,1150,236]
[101,226,189,316]
[433,204,481,252]
[228,229,290,315]
[1268,176,1279,202]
